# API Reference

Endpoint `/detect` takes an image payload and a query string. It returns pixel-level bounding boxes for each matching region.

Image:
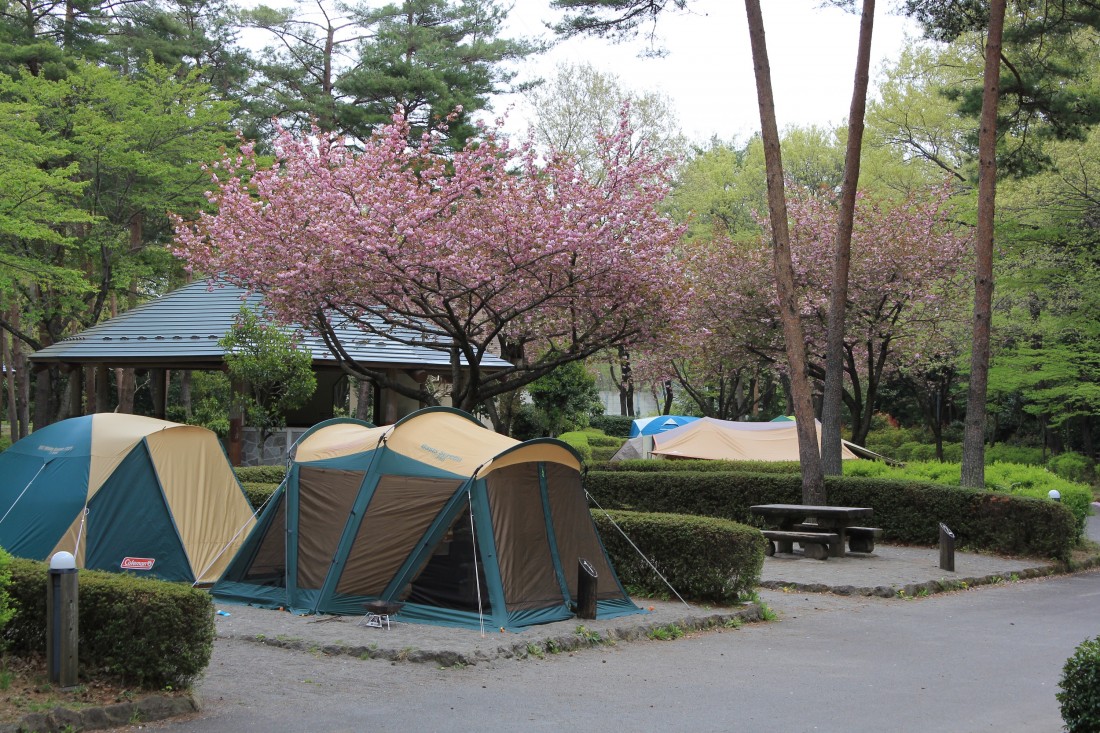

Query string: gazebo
[29,278,511,464]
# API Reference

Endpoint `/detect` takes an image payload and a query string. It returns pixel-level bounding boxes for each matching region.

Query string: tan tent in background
[650,417,859,461]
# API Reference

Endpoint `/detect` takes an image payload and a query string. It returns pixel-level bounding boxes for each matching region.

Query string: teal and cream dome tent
[213,407,643,631]
[0,414,256,584]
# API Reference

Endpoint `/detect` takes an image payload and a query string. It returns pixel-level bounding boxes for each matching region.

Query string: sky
[495,0,920,146]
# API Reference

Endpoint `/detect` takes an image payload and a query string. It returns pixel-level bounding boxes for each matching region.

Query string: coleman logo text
[121,557,155,571]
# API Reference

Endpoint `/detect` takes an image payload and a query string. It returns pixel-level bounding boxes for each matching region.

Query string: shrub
[4,558,214,688]
[902,440,937,457]
[581,429,623,447]
[589,415,634,438]
[592,509,764,604]
[0,434,10,453]
[585,470,1078,560]
[557,431,593,463]
[984,462,1093,535]
[941,443,963,462]
[845,460,1093,537]
[235,465,287,484]
[242,482,281,510]
[1047,451,1094,485]
[0,547,13,648]
[985,444,1045,466]
[1058,635,1100,732]
[590,446,621,463]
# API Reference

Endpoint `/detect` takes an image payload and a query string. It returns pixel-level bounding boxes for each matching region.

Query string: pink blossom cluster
[679,182,973,381]
[173,113,688,384]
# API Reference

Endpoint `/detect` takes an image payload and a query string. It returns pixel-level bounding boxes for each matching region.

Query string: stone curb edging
[757,559,1100,599]
[0,692,200,733]
[222,604,765,668]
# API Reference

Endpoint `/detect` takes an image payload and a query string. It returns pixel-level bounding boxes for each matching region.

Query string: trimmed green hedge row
[588,415,634,438]
[585,471,1078,561]
[241,481,281,510]
[590,446,620,463]
[556,432,593,463]
[235,465,287,483]
[592,509,764,604]
[4,558,215,689]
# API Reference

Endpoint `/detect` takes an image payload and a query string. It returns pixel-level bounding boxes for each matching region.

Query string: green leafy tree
[900,0,1100,487]
[220,308,317,456]
[524,61,686,180]
[102,0,253,108]
[241,0,540,145]
[526,360,602,437]
[0,59,235,426]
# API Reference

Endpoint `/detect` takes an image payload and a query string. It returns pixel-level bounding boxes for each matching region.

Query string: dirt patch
[0,655,188,725]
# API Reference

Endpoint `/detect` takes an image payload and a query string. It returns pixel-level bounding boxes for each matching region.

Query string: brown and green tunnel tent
[212,407,643,630]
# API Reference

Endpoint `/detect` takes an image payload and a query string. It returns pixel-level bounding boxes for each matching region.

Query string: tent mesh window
[404,507,491,612]
[242,493,288,588]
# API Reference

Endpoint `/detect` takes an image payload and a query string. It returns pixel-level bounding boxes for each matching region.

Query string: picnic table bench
[751,504,879,559]
[760,529,839,560]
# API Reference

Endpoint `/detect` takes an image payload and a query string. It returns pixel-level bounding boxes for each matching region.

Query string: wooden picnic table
[750,504,875,558]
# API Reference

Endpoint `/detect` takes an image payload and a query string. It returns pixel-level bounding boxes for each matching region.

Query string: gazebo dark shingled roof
[30,278,512,371]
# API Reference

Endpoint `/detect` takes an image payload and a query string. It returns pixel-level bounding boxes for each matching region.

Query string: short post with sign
[47,551,79,688]
[939,523,956,572]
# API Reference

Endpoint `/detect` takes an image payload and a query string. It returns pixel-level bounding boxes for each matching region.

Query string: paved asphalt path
[145,565,1100,733]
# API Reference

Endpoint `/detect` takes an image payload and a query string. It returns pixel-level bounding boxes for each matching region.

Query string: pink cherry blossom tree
[174,113,688,426]
[670,183,971,445]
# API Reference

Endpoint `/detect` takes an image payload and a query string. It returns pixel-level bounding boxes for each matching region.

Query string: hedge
[556,432,593,463]
[585,470,1078,560]
[590,446,621,463]
[3,558,215,689]
[592,509,764,604]
[235,465,287,483]
[843,460,1093,534]
[589,415,634,438]
[241,481,281,510]
[580,429,624,447]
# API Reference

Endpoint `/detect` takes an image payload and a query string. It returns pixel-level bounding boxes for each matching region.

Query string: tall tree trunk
[181,370,194,420]
[354,379,372,422]
[32,319,58,429]
[744,0,825,503]
[617,346,635,417]
[821,0,875,476]
[2,314,18,441]
[961,0,1006,488]
[111,292,136,413]
[15,341,29,438]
